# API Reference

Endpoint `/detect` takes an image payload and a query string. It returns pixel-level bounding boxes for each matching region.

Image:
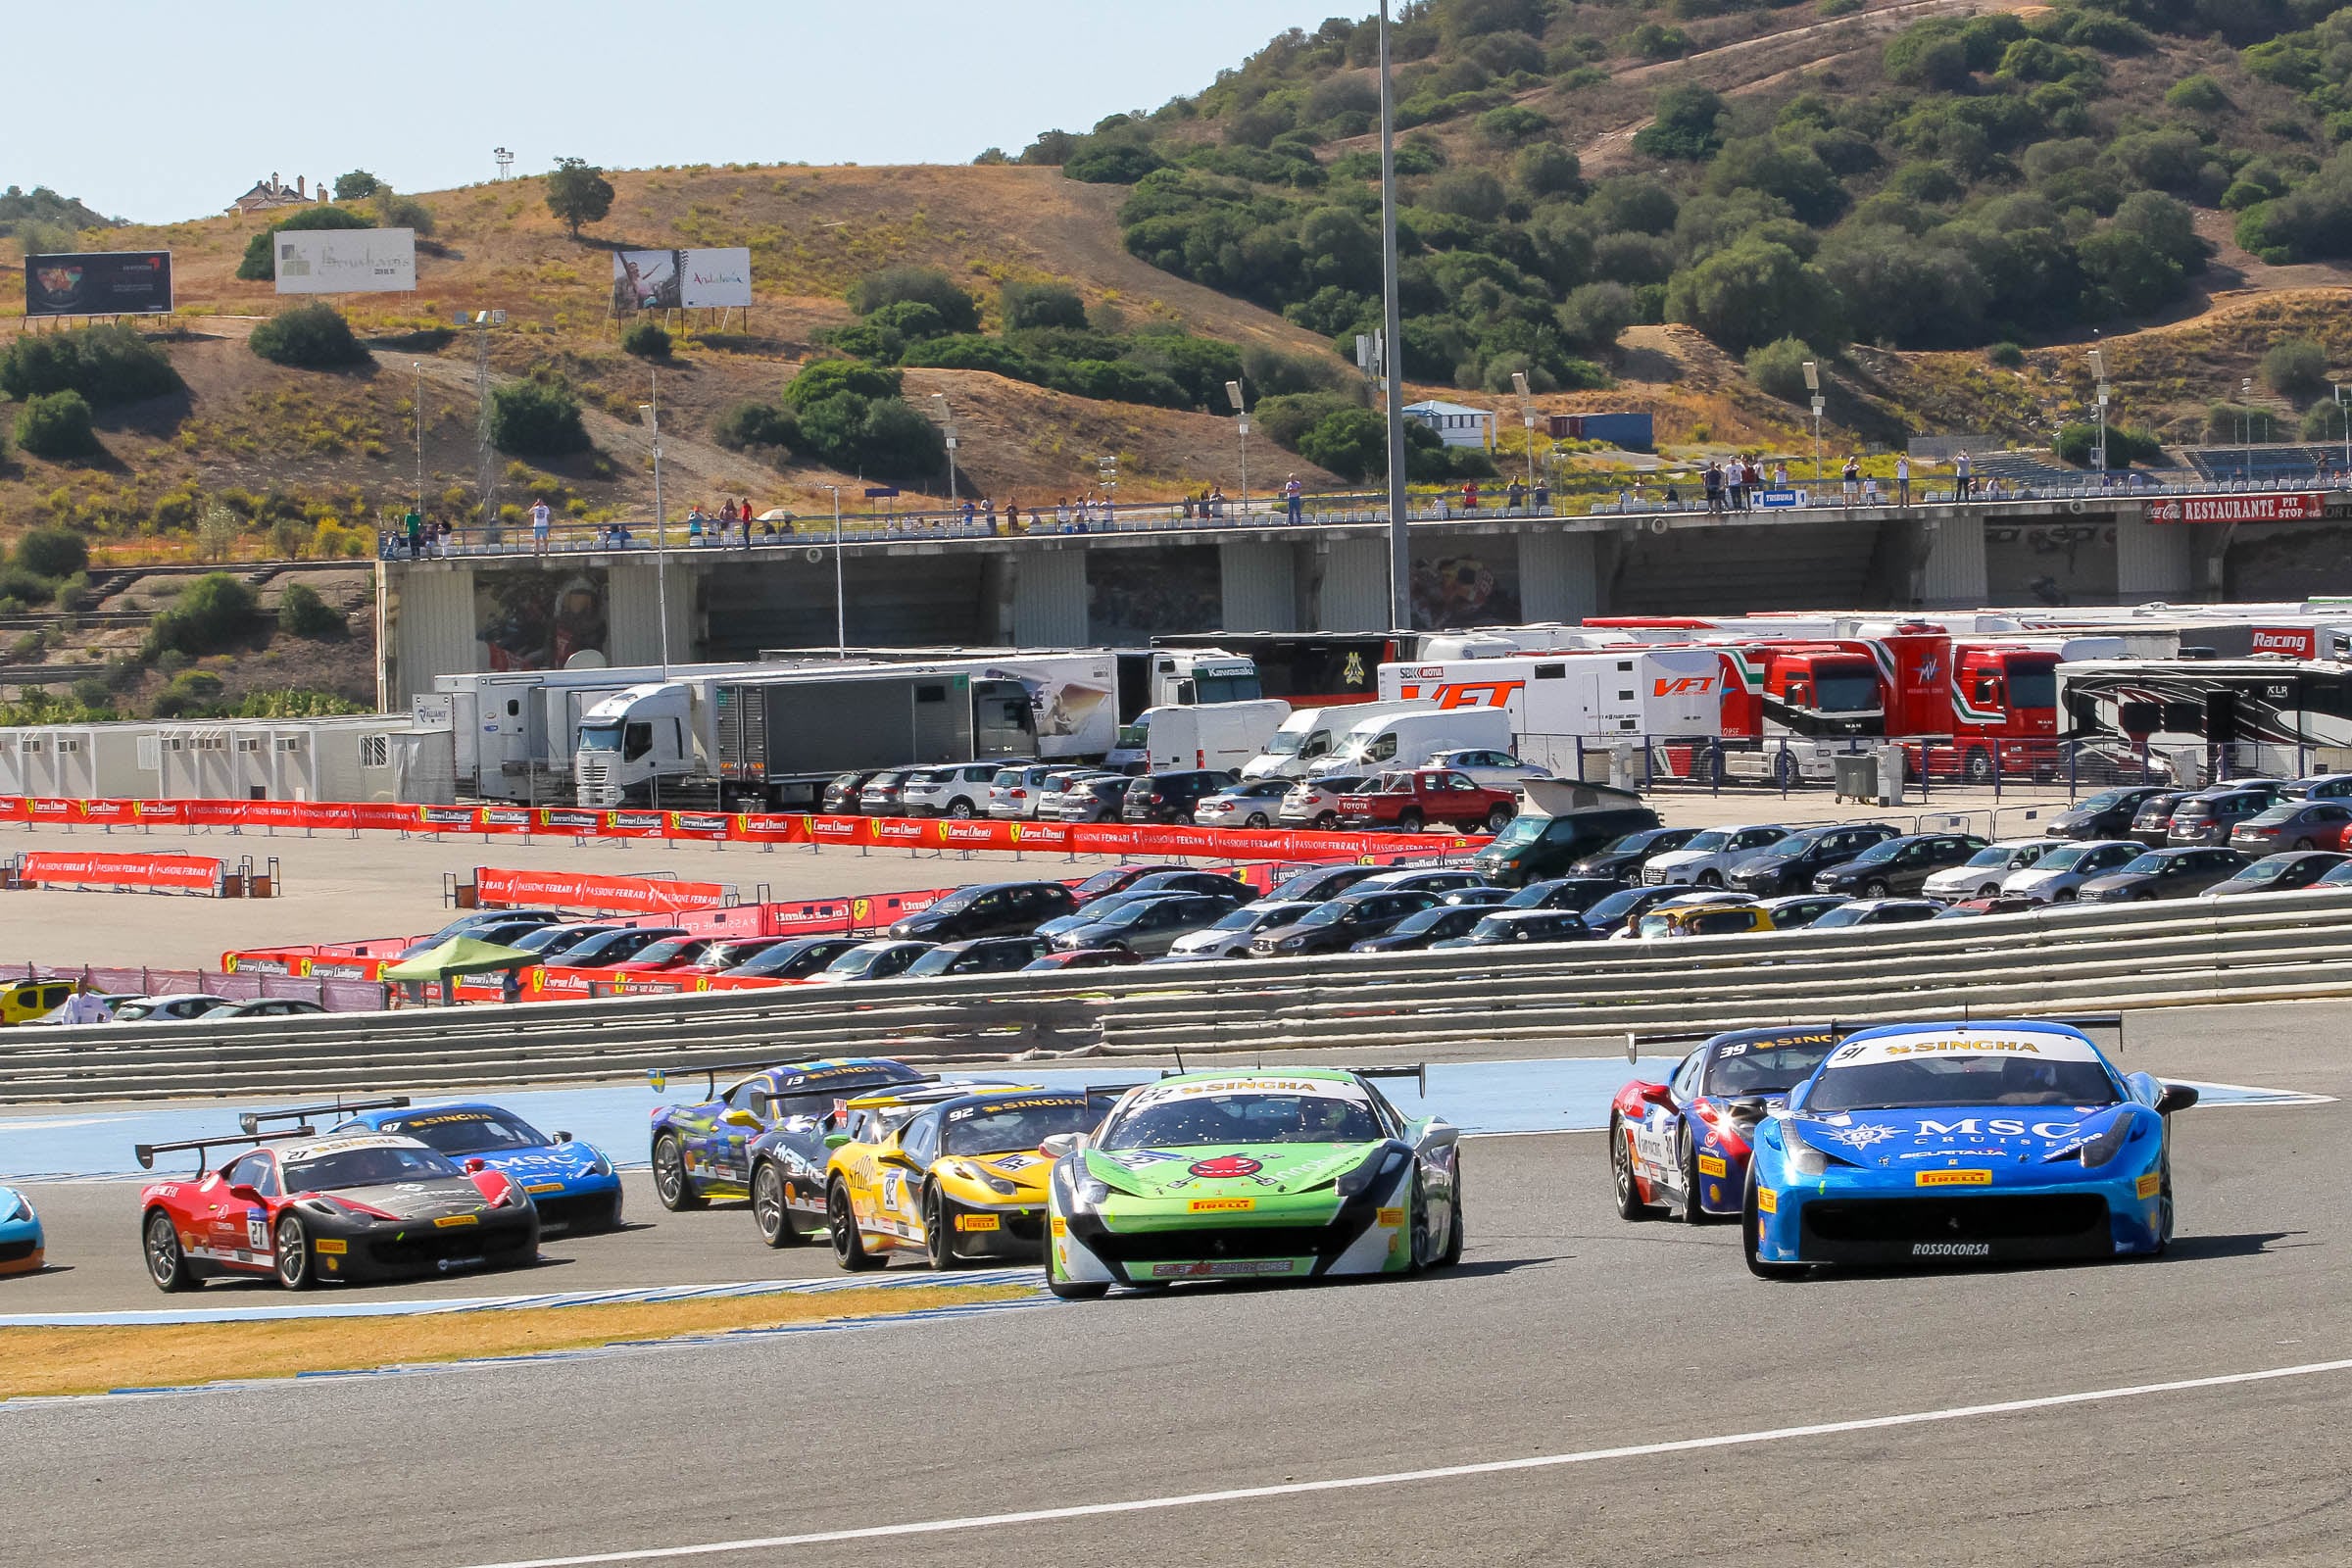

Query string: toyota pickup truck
[1338,768,1518,833]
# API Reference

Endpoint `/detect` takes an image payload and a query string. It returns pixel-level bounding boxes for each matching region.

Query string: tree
[782,358,904,411]
[1556,282,1639,355]
[143,573,255,659]
[234,205,372,280]
[0,321,177,405]
[620,319,671,359]
[371,189,435,236]
[847,267,980,333]
[248,303,368,368]
[1666,240,1842,355]
[712,401,798,451]
[2262,338,2330,404]
[276,582,344,638]
[1515,144,1582,199]
[1002,279,1088,331]
[1065,143,1166,183]
[332,170,382,201]
[1423,169,1508,221]
[14,390,99,460]
[1744,337,1819,403]
[489,375,591,457]
[15,526,87,580]
[1633,86,1727,161]
[543,158,614,241]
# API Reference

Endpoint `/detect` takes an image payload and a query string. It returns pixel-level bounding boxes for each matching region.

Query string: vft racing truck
[1376,647,1728,780]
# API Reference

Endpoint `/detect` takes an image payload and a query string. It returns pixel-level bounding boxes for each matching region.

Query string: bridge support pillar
[385,563,477,710]
[1012,548,1089,646]
[1312,537,1392,631]
[1518,530,1598,622]
[1914,514,1987,610]
[1219,541,1298,632]
[2118,506,2195,600]
[609,561,698,667]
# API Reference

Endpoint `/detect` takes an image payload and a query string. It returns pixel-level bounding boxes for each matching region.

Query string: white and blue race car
[1742,1018,2198,1275]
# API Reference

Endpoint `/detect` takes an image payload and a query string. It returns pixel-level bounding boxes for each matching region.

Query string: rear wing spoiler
[649,1054,834,1102]
[1155,1063,1431,1096]
[238,1096,410,1136]
[1624,1012,2125,1064]
[135,1125,320,1176]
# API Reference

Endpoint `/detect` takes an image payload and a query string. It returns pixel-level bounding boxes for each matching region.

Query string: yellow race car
[825,1083,1114,1270]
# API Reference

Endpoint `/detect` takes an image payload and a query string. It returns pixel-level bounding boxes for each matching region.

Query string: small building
[228,172,320,216]
[1403,400,1495,451]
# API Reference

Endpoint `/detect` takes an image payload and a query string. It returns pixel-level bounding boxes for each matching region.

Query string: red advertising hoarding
[19,851,223,894]
[2144,493,2327,524]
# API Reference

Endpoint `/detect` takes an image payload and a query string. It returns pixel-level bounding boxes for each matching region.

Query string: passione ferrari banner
[472,867,730,915]
[15,851,224,894]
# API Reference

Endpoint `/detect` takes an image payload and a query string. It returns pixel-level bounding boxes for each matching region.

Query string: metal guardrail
[7,891,2351,1102]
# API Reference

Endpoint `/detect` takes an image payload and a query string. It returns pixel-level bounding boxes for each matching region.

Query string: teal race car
[1042,1066,1464,1298]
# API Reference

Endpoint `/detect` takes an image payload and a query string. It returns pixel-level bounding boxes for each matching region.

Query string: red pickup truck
[1338,769,1518,833]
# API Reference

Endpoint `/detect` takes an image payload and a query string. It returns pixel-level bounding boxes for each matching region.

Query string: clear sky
[22,1,1359,225]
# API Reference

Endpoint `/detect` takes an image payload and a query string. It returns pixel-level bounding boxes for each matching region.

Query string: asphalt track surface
[11,1000,2352,1567]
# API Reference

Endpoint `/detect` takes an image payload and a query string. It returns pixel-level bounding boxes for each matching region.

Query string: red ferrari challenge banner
[18,851,224,893]
[475,867,730,915]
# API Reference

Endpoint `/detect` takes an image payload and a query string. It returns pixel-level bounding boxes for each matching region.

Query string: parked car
[205,998,328,1020]
[1339,768,1518,834]
[1936,895,2041,918]
[1920,838,2069,902]
[1805,898,1944,928]
[394,918,549,960]
[1431,909,1597,949]
[902,936,1050,977]
[821,770,882,813]
[555,926,688,967]
[1630,905,1776,940]
[1021,949,1146,971]
[1059,776,1136,822]
[1120,768,1242,824]
[2124,791,2198,849]
[1353,867,1490,897]
[857,770,917,815]
[1811,834,1988,898]
[1437,886,1516,910]
[1253,864,1381,906]
[2230,799,2352,854]
[1071,863,1191,904]
[1348,904,1499,953]
[986,763,1058,820]
[414,909,563,947]
[802,940,936,983]
[676,937,804,975]
[719,936,868,982]
[2285,772,2352,801]
[1577,885,1686,939]
[1474,801,1664,887]
[2205,851,2349,897]
[606,936,725,973]
[1495,876,1622,914]
[1643,824,1793,888]
[1163,901,1321,960]
[2001,839,2143,903]
[2077,847,2252,903]
[2046,785,2170,840]
[114,993,235,1022]
[1191,778,1297,828]
[1276,773,1373,830]
[2167,788,2284,847]
[1247,889,1445,956]
[1424,748,1550,786]
[1723,822,1901,898]
[900,761,1005,819]
[1035,768,1122,821]
[1049,893,1242,956]
[887,881,1079,942]
[1567,825,1704,886]
[1753,893,1848,928]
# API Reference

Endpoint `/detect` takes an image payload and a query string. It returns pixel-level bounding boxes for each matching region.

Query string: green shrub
[0,566,55,606]
[1254,391,1360,451]
[234,205,374,281]
[150,669,226,718]
[1988,341,2027,368]
[867,300,950,341]
[1002,279,1089,331]
[1745,336,1820,404]
[0,321,179,406]
[847,267,980,332]
[143,573,255,660]
[2165,74,2228,113]
[620,319,672,359]
[2054,422,2165,467]
[2305,401,2352,441]
[1514,143,1582,198]
[1621,23,1691,59]
[1065,143,1167,183]
[711,401,799,451]
[782,358,904,411]
[2261,338,2330,404]
[1632,85,1726,161]
[276,581,344,638]
[15,525,87,580]
[1476,105,1550,144]
[15,390,99,460]
[371,189,435,236]
[1558,281,1639,355]
[1297,407,1388,481]
[248,303,368,368]
[816,319,903,363]
[53,570,93,612]
[71,676,112,710]
[488,376,591,457]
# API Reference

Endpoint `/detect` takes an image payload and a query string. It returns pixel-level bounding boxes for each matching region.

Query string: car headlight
[0,1194,24,1224]
[586,1149,613,1177]
[1334,1146,1407,1199]
[950,1159,1020,1196]
[2068,1112,2143,1168]
[1054,1159,1112,1213]
[1781,1126,1832,1179]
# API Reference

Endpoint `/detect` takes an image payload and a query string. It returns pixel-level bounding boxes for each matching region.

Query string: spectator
[960,498,976,531]
[1005,500,1021,533]
[1663,478,1681,509]
[1208,486,1226,519]
[1054,497,1070,530]
[1772,461,1788,489]
[1895,454,1911,509]
[1533,477,1549,514]
[1181,494,1196,520]
[1863,473,1881,505]
[406,507,423,560]
[760,517,778,542]
[1285,474,1304,524]
[1955,451,1974,501]
[50,978,114,1025]
[1506,477,1526,515]
[982,497,998,534]
[1703,461,1723,514]
[500,966,522,1005]
[1841,456,1860,508]
[1726,459,1745,514]
[530,496,553,554]
[686,509,705,546]
[1462,479,1481,514]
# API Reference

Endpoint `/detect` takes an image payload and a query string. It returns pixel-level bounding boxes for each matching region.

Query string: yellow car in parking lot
[1633,904,1781,940]
[0,978,78,1026]
[825,1083,1114,1270]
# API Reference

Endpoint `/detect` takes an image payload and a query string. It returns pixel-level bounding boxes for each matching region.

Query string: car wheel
[598,1188,626,1231]
[272,1213,315,1291]
[1963,748,1993,785]
[827,1180,885,1271]
[2054,888,2077,903]
[1697,870,1722,888]
[2156,1165,2175,1254]
[1740,1173,1801,1281]
[1862,878,1889,898]
[949,800,976,820]
[1484,806,1513,834]
[1773,751,1797,789]
[923,1185,959,1270]
[751,1161,799,1249]
[2293,837,2315,852]
[1979,883,2001,898]
[144,1207,191,1293]
[651,1133,704,1211]
[1608,1112,1647,1221]
[1440,1166,1466,1268]
[1398,808,1425,833]
[1246,812,1270,828]
[1675,1130,1709,1226]
[1315,810,1339,830]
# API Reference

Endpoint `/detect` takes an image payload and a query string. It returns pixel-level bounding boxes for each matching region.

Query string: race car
[819,1083,1119,1268]
[1043,1066,1463,1298]
[1609,1024,1850,1223]
[133,1123,537,1291]
[1742,1015,2198,1276]
[324,1099,624,1233]
[648,1054,926,1210]
[0,1184,43,1275]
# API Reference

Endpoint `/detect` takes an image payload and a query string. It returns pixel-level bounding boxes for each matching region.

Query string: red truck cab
[1338,768,1518,833]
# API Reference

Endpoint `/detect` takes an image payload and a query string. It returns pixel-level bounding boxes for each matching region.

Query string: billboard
[611,247,753,312]
[2144,492,2327,524]
[272,227,416,294]
[24,251,173,317]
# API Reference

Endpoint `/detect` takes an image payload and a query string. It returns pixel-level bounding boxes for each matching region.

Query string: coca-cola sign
[2144,493,2327,524]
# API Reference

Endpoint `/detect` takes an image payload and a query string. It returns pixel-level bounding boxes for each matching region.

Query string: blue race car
[647,1056,926,1211]
[1610,1024,1850,1223]
[0,1184,43,1275]
[312,1098,626,1233]
[1742,1017,2198,1275]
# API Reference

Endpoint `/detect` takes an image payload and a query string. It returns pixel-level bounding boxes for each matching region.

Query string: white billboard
[273,227,417,294]
[612,247,753,312]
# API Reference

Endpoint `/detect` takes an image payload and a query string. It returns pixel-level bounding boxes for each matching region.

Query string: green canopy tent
[379,936,538,1005]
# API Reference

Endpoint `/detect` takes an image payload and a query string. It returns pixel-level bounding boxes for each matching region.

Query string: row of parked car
[0,979,326,1026]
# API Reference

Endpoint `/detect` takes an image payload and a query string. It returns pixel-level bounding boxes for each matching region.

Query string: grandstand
[2182,444,2352,485]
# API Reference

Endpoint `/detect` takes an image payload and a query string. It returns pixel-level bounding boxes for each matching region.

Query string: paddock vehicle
[1611,1024,1850,1224]
[1276,773,1373,830]
[1754,893,1849,929]
[2077,847,2250,903]
[134,1118,535,1291]
[2002,840,2143,903]
[1810,833,1988,898]
[1723,823,1901,899]
[1338,768,1518,834]
[1059,776,1135,821]
[1921,839,2069,902]
[332,1099,623,1233]
[1578,885,1687,939]
[1120,768,1242,824]
[1472,780,1660,887]
[1742,1017,2196,1274]
[1042,1066,1463,1298]
[1192,778,1298,828]
[0,979,81,1027]
[1644,825,1792,888]
[1568,825,1703,886]
[899,761,1004,819]
[648,1056,925,1211]
[824,1085,1119,1269]
[2125,792,2197,848]
[2206,851,2349,896]
[1072,863,1192,904]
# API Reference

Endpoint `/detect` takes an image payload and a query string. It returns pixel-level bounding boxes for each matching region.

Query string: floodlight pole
[412,363,424,516]
[2337,382,2349,476]
[1378,0,1411,629]
[1803,360,1823,483]
[2088,348,2109,477]
[1513,370,1536,506]
[640,373,668,679]
[830,486,845,658]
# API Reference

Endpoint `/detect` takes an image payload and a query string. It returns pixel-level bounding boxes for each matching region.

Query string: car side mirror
[1038,1132,1085,1159]
[227,1184,264,1203]
[823,1132,852,1150]
[2155,1083,2200,1115]
[723,1109,763,1129]
[465,1157,487,1174]
[1640,1084,1674,1105]
[554,1131,573,1144]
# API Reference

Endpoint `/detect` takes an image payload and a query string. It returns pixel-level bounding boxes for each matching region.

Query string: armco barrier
[15,891,2352,1102]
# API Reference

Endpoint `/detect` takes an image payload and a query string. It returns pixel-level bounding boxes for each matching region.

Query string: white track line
[453,1354,2352,1567]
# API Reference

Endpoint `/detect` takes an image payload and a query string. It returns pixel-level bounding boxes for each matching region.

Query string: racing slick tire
[827,1180,886,1271]
[922,1185,959,1271]
[1441,1169,1465,1268]
[1740,1173,1803,1281]
[1675,1131,1710,1226]
[1608,1112,1647,1221]
[751,1161,800,1249]
[143,1207,192,1293]
[652,1133,705,1212]
[272,1213,317,1291]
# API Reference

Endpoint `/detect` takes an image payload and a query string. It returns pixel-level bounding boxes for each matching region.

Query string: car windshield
[825,946,900,978]
[1208,906,1273,932]
[1847,839,1905,864]
[283,1144,462,1191]
[1680,830,1731,852]
[1959,847,2011,868]
[2245,807,2298,825]
[2076,788,2141,812]
[1583,888,1652,924]
[1486,815,1545,850]
[2008,665,2057,709]
[2118,853,2170,874]
[1804,1054,2118,1112]
[626,938,700,964]
[1293,901,1355,928]
[2034,845,2102,871]
[728,939,833,976]
[1098,1088,1384,1148]
[2232,858,2302,883]
[1815,669,1880,712]
[942,1097,1100,1155]
[1390,906,1466,937]
[1704,1039,1842,1096]
[376,1109,547,1154]
[1806,906,1875,928]
[514,925,608,953]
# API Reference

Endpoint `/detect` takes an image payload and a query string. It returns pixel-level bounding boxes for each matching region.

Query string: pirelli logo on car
[435,1214,480,1227]
[1756,1188,1778,1213]
[1188,1198,1255,1213]
[1697,1154,1728,1178]
[1376,1206,1404,1226]
[314,1238,347,1255]
[2136,1172,2163,1199]
[1050,1216,1067,1237]
[1917,1169,1993,1187]
[525,1183,564,1195]
[956,1214,1002,1232]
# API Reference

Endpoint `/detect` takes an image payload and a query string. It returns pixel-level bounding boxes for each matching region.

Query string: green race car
[1042,1066,1464,1298]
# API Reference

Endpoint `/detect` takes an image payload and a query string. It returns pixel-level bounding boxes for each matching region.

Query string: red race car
[134,1099,539,1292]
[1609,1025,1849,1223]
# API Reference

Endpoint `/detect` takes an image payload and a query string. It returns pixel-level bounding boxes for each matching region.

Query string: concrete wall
[2115,510,2194,600]
[608,563,696,667]
[1012,549,1088,646]
[1916,516,1989,609]
[1219,541,1299,632]
[389,565,476,708]
[1315,537,1391,630]
[1518,530,1597,622]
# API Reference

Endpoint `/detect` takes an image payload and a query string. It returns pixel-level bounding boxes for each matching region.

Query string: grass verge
[1,1283,1034,1399]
